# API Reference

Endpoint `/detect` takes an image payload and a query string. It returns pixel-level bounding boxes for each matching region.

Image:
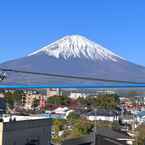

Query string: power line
[1,67,145,84]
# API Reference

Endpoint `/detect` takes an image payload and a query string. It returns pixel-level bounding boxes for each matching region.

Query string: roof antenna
[0,72,7,81]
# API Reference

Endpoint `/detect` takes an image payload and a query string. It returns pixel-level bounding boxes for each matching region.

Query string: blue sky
[0,0,145,66]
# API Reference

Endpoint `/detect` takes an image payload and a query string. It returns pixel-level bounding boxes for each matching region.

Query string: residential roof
[95,128,132,140]
[86,109,118,117]
[136,111,145,117]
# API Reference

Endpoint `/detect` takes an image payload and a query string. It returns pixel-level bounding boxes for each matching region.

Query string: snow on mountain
[1,34,145,86]
[28,35,124,62]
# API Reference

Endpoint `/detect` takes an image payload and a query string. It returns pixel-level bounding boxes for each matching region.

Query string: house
[86,109,119,122]
[50,107,74,119]
[136,111,145,123]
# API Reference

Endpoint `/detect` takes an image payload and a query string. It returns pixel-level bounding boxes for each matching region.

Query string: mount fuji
[1,35,145,86]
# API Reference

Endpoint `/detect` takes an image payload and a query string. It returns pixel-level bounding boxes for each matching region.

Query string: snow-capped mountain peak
[28,35,123,62]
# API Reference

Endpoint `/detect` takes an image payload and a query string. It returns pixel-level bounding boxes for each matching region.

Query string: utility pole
[132,109,137,145]
[58,88,62,96]
[93,107,97,145]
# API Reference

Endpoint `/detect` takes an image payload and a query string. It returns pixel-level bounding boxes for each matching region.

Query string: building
[69,92,88,99]
[62,128,134,145]
[46,88,60,97]
[0,115,51,145]
[24,89,60,110]
[136,111,145,123]
[95,128,134,145]
[24,93,41,110]
[39,96,46,111]
[67,89,116,100]
[51,107,73,119]
[86,110,119,122]
[0,98,6,115]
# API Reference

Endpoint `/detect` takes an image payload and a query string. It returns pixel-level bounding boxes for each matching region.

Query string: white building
[50,107,74,119]
[46,88,60,97]
[68,89,116,100]
[86,110,119,122]
[69,92,87,99]
[87,115,118,122]
[0,115,51,145]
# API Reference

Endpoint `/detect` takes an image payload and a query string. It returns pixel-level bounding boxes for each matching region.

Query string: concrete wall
[2,119,51,145]
[62,133,94,145]
[0,123,3,145]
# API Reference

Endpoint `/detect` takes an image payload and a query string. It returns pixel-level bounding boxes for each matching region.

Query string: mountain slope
[1,35,145,86]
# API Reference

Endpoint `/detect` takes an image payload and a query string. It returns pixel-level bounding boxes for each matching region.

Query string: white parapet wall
[0,116,52,145]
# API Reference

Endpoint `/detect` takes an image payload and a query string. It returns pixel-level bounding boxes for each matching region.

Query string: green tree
[5,92,15,109]
[77,96,96,109]
[67,112,80,123]
[66,118,93,139]
[112,120,121,131]
[13,90,25,105]
[77,94,119,110]
[4,90,25,110]
[95,94,119,110]
[93,120,113,128]
[134,124,145,145]
[47,95,69,106]
[52,119,66,144]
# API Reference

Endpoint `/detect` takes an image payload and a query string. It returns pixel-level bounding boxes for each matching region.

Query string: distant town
[0,88,145,145]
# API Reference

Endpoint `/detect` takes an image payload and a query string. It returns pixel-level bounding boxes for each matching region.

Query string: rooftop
[1,115,49,123]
